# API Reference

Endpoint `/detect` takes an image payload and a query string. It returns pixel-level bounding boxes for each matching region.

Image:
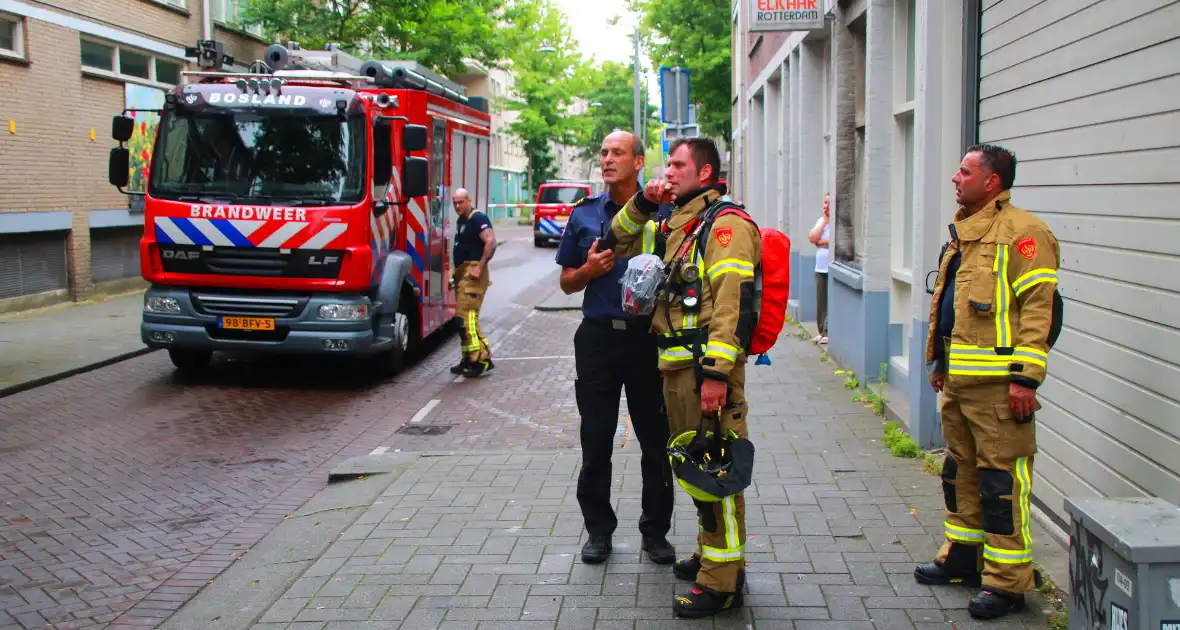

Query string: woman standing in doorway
[808,193,831,344]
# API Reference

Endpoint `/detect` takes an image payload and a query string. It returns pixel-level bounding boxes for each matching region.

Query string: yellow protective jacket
[925,190,1061,389]
[610,186,761,381]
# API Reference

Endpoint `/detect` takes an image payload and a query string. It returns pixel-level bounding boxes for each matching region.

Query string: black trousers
[573,317,674,539]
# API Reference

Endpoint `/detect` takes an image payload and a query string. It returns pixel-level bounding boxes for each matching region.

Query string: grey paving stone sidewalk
[254,333,1058,629]
[0,291,149,395]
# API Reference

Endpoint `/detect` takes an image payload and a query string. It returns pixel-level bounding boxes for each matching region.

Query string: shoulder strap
[695,200,753,262]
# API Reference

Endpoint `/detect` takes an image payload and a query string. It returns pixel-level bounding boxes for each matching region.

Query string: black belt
[654,326,707,350]
[582,316,651,333]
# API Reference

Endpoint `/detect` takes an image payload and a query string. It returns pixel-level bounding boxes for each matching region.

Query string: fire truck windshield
[149,110,366,205]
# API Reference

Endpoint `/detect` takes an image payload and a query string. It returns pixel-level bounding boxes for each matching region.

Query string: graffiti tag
[1070,520,1110,628]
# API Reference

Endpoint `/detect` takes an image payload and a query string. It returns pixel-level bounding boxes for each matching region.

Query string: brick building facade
[0,0,266,312]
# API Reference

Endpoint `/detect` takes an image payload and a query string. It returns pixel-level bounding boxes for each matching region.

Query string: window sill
[0,49,28,65]
[139,0,190,17]
[215,20,268,44]
[82,66,174,90]
[891,267,913,285]
[830,261,863,291]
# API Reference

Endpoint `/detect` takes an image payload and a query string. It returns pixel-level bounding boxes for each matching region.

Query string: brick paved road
[254,327,1057,629]
[0,227,577,630]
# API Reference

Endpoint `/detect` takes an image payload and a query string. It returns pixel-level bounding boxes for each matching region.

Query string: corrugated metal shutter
[976,0,1180,522]
[0,231,69,299]
[90,227,142,283]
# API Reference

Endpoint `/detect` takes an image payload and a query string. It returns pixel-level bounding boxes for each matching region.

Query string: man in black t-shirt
[450,188,497,378]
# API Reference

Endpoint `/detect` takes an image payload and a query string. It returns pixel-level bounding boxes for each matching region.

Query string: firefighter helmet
[666,425,755,503]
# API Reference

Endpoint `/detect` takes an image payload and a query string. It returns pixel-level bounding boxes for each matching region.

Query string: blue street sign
[659,66,691,125]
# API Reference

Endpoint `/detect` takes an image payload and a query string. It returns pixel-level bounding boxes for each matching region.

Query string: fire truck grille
[191,292,308,318]
[204,249,290,276]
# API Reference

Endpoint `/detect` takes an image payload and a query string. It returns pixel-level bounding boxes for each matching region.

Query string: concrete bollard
[1064,497,1180,630]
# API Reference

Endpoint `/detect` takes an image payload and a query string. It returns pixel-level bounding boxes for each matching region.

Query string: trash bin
[1064,497,1180,630]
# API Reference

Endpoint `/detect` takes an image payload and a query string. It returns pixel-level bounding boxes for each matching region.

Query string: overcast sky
[553,0,660,106]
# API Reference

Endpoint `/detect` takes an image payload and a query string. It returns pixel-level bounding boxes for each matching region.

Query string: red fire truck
[108,40,491,375]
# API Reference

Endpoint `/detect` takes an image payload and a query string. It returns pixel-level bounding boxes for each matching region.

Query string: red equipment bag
[697,203,792,357]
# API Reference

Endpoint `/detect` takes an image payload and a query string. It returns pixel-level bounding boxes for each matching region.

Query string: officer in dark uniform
[555,130,675,565]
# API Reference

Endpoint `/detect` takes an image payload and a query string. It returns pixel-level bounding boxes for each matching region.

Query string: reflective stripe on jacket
[610,188,761,379]
[925,190,1061,388]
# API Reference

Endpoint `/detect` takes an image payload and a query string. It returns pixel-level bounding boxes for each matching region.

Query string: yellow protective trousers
[662,363,748,594]
[937,381,1037,594]
[455,262,491,363]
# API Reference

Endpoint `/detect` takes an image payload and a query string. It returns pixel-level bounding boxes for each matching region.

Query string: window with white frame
[889,0,918,366]
[0,13,25,59]
[837,15,868,268]
[213,0,263,36]
[151,0,186,8]
[80,38,185,86]
[892,0,917,273]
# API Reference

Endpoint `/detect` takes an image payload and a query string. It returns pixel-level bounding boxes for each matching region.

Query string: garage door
[0,231,69,300]
[976,0,1180,521]
[90,226,143,283]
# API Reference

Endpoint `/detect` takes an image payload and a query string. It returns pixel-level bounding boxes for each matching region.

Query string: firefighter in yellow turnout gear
[917,144,1061,620]
[449,188,496,378]
[608,138,760,619]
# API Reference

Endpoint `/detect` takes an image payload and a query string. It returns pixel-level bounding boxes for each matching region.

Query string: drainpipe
[202,0,213,40]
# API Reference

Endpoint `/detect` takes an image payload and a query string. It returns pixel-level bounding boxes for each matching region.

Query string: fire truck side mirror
[372,119,393,187]
[402,125,427,152]
[109,147,130,188]
[402,157,429,198]
[112,115,135,143]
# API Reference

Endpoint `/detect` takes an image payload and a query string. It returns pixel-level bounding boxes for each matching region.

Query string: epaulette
[573,193,602,208]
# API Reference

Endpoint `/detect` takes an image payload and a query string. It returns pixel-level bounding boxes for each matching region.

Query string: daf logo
[319,98,332,109]
[309,255,340,266]
[162,249,200,260]
[184,94,199,105]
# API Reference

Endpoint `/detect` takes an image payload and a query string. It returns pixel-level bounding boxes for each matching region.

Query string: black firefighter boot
[914,543,982,588]
[673,582,743,618]
[672,554,747,591]
[968,587,1026,619]
[449,358,470,375]
[461,359,495,378]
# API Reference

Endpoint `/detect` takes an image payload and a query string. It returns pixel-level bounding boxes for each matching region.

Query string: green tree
[629,0,732,143]
[241,0,516,76]
[498,0,591,192]
[574,61,661,165]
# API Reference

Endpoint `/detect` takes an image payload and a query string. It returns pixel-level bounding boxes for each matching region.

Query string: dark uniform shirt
[453,210,492,265]
[932,249,962,369]
[555,193,669,321]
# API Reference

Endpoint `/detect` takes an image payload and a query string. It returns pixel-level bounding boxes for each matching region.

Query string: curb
[533,304,581,312]
[0,347,157,399]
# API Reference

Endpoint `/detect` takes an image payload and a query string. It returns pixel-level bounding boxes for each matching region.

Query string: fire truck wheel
[534,236,546,247]
[168,348,212,373]
[374,297,420,377]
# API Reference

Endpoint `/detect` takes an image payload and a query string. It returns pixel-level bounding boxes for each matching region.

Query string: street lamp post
[633,27,642,184]
[530,44,557,199]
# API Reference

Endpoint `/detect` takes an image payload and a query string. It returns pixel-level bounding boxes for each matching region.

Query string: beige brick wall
[0,0,267,305]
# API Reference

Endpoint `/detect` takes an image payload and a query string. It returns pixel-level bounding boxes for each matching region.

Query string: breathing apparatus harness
[647,197,757,502]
